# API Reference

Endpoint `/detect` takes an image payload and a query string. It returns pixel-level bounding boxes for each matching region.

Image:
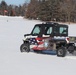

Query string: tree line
[25,0,76,23]
[0,0,27,16]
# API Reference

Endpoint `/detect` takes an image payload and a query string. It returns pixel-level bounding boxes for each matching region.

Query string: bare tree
[60,0,75,23]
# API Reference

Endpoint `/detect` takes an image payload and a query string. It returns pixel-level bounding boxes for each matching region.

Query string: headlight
[23,38,26,41]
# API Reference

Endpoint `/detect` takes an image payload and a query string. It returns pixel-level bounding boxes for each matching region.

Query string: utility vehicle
[20,22,76,57]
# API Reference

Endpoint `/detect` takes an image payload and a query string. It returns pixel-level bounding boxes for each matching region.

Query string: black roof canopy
[35,22,68,27]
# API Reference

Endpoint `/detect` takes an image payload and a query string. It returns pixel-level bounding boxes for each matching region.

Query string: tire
[56,47,66,57]
[20,43,30,52]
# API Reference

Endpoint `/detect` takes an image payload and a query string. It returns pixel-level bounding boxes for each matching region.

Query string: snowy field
[0,16,76,75]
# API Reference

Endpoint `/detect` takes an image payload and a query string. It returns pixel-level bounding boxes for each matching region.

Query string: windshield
[32,25,41,35]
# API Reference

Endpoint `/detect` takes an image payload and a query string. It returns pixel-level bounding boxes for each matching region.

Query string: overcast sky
[0,0,30,5]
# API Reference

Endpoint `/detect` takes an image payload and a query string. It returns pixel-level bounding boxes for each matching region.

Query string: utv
[20,22,76,57]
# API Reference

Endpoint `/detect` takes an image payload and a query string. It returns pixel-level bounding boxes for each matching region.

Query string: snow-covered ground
[0,16,76,75]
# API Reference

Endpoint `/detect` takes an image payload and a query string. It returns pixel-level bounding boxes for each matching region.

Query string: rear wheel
[57,47,66,57]
[20,43,30,52]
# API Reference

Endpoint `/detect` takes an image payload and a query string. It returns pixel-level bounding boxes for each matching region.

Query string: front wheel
[56,47,66,57]
[20,43,30,52]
